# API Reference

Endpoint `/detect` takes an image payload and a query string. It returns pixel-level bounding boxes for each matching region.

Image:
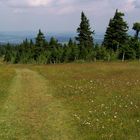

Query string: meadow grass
[0,65,15,109]
[0,62,139,140]
[33,62,140,140]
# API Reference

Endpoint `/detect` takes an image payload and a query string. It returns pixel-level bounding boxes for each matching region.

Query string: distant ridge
[0,31,104,44]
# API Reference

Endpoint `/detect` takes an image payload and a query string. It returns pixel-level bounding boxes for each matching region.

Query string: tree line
[0,9,140,64]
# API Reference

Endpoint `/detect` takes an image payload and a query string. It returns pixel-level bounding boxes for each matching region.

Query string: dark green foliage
[1,11,140,63]
[133,22,140,39]
[95,46,110,61]
[71,41,80,61]
[49,37,58,46]
[103,9,128,51]
[128,37,140,60]
[4,43,16,63]
[0,45,6,57]
[119,44,136,61]
[76,12,94,59]
[35,29,46,48]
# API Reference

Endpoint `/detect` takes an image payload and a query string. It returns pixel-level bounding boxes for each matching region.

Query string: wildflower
[101,104,105,107]
[130,101,133,105]
[86,122,91,125]
[105,106,109,109]
[89,111,92,114]
[126,82,130,85]
[135,105,138,108]
[84,121,91,125]
[137,120,139,123]
[119,105,122,108]
[114,116,117,119]
[114,102,116,105]
[103,111,106,115]
[96,119,99,122]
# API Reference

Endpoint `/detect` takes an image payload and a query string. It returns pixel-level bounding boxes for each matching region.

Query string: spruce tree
[49,37,58,47]
[68,39,80,61]
[133,22,140,39]
[68,38,73,47]
[76,12,94,59]
[103,9,128,51]
[35,29,46,47]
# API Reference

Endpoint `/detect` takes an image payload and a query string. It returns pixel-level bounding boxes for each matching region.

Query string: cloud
[111,0,135,12]
[0,0,140,15]
[0,0,140,32]
[134,0,140,8]
[0,0,135,8]
[0,0,52,8]
[0,0,92,15]
[0,0,77,8]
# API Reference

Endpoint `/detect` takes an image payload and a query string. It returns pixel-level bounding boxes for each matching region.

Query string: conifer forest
[1,10,140,64]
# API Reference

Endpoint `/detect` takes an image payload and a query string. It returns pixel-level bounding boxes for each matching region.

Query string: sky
[0,0,140,33]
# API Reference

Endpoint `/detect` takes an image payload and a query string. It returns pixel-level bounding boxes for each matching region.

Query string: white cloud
[135,0,140,8]
[0,0,140,18]
[0,0,53,8]
[0,0,139,11]
[28,0,52,7]
[0,0,140,32]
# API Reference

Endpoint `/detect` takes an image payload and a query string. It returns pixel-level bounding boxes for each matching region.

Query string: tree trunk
[108,54,111,62]
[122,52,125,62]
[136,30,139,39]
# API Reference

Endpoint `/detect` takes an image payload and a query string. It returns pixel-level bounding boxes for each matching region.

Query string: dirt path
[0,68,77,140]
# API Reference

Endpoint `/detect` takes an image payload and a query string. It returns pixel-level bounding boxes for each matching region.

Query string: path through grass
[0,62,140,140]
[0,68,77,140]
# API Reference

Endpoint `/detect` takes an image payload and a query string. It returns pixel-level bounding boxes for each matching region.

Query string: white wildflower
[114,116,117,119]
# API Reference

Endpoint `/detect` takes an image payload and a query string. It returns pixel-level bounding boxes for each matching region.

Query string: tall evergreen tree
[49,37,58,47]
[68,38,73,47]
[133,22,140,39]
[67,39,80,61]
[35,29,46,47]
[103,9,128,51]
[76,12,94,58]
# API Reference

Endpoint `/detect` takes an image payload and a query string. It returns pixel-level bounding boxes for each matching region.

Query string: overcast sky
[0,0,140,33]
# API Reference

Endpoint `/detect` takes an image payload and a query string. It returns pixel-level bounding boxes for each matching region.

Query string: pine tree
[29,39,34,47]
[49,37,58,47]
[133,22,140,39]
[72,41,80,60]
[35,29,46,48]
[103,9,128,51]
[68,38,73,47]
[76,12,94,59]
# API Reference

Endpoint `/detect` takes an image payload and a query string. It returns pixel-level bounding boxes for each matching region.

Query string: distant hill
[0,31,104,45]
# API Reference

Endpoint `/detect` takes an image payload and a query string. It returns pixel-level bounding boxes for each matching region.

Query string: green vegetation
[0,63,139,139]
[0,6,139,140]
[0,65,15,110]
[103,9,128,51]
[0,10,139,64]
[76,12,94,60]
[133,22,140,39]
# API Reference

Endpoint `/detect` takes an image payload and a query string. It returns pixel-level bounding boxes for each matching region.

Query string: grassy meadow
[0,62,140,140]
